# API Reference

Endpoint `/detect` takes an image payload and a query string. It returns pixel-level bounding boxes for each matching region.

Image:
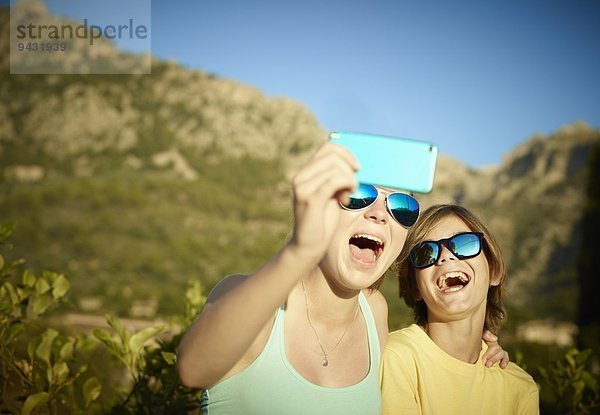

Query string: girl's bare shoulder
[205,274,249,303]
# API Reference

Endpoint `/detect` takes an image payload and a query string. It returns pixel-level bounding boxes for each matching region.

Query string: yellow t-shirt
[380,324,539,415]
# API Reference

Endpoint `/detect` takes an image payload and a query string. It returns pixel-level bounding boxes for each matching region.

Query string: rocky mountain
[1,4,325,317]
[1,5,598,324]
[1,3,324,172]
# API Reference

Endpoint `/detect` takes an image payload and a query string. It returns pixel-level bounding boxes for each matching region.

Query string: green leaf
[105,314,130,345]
[565,352,576,369]
[22,269,36,288]
[46,364,54,384]
[78,363,89,374]
[36,328,59,365]
[4,258,25,275]
[22,392,50,415]
[83,377,102,408]
[74,336,95,353]
[34,277,51,295]
[16,286,26,301]
[93,328,111,343]
[161,351,177,365]
[51,274,70,299]
[572,379,586,402]
[129,325,163,358]
[7,321,25,343]
[582,372,599,398]
[93,329,125,358]
[42,270,58,283]
[28,336,42,360]
[53,361,69,385]
[4,282,19,306]
[0,222,15,242]
[184,280,207,323]
[59,341,74,360]
[32,293,54,315]
[0,253,4,270]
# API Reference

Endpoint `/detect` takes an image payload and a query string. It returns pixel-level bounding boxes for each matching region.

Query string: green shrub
[92,280,204,414]
[538,348,600,415]
[5,219,600,414]
[0,223,101,414]
[0,223,204,414]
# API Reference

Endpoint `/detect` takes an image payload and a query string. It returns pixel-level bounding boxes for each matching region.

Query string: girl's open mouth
[349,234,384,265]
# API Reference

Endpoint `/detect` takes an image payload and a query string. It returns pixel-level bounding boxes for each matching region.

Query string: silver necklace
[301,278,359,367]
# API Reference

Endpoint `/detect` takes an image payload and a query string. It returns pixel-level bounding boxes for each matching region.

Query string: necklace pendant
[321,356,329,367]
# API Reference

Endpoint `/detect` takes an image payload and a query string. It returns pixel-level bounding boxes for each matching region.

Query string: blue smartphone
[329,131,438,193]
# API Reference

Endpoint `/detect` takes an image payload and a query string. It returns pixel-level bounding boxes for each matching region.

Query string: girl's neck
[299,270,361,324]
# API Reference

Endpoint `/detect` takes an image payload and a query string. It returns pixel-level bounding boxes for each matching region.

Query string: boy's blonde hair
[395,204,507,332]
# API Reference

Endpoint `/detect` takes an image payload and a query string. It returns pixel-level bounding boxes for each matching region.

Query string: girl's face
[414,214,497,323]
[319,187,409,292]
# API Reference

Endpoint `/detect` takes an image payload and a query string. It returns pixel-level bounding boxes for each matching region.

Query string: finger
[483,349,505,367]
[336,189,352,206]
[294,161,358,203]
[310,140,360,171]
[482,330,498,343]
[294,175,357,220]
[325,140,360,170]
[306,173,358,205]
[500,351,510,369]
[294,154,356,189]
[294,145,358,186]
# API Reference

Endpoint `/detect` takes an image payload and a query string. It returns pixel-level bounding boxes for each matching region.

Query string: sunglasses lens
[387,193,420,227]
[409,242,439,268]
[449,233,482,258]
[343,184,378,210]
[409,233,483,269]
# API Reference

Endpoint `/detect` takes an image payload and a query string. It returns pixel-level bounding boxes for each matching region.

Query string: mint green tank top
[200,291,382,415]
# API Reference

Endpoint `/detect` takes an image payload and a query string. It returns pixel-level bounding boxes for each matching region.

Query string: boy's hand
[482,330,510,368]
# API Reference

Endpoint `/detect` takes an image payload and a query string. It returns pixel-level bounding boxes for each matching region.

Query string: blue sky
[7,0,600,167]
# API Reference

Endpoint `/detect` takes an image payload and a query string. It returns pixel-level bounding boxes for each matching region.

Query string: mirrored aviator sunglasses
[408,232,484,269]
[339,183,420,228]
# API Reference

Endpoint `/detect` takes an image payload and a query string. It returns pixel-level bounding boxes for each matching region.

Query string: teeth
[353,234,383,246]
[437,271,470,290]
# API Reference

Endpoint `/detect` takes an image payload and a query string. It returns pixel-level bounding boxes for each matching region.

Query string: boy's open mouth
[349,234,384,264]
[436,271,471,293]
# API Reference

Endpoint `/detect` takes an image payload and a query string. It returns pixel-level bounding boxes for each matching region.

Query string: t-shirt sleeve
[380,344,420,415]
[518,378,540,415]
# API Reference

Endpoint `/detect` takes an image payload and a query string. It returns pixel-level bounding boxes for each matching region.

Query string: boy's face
[414,214,497,324]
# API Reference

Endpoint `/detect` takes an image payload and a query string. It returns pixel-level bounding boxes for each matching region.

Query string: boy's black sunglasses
[409,232,484,269]
[339,183,420,228]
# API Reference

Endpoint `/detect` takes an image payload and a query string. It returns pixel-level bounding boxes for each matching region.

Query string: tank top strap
[358,290,381,369]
